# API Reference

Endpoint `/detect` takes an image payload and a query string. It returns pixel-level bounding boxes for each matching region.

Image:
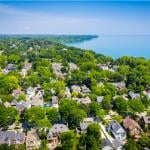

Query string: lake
[67,35,150,59]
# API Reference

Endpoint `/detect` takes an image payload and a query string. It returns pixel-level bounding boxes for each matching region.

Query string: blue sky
[0,1,150,34]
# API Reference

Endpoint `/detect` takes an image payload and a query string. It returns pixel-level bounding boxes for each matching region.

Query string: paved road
[99,122,114,143]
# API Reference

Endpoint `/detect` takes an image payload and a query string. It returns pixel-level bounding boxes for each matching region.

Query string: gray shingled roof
[0,131,25,144]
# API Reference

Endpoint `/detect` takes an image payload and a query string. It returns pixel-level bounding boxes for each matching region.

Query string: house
[112,82,126,90]
[80,96,91,105]
[26,129,41,150]
[98,64,109,71]
[0,131,25,145]
[0,50,4,55]
[2,64,16,74]
[140,116,150,128]
[31,90,44,107]
[112,139,122,150]
[51,96,59,109]
[26,87,36,101]
[143,89,150,100]
[123,117,142,139]
[101,139,113,150]
[8,123,23,132]
[107,121,126,141]
[52,63,64,77]
[73,96,91,105]
[128,91,140,99]
[113,95,129,101]
[71,85,81,93]
[97,96,104,103]
[12,89,25,99]
[68,62,78,71]
[98,64,115,72]
[16,101,31,114]
[20,63,32,77]
[3,101,11,108]
[81,85,91,94]
[80,117,94,131]
[47,124,68,149]
[64,87,71,98]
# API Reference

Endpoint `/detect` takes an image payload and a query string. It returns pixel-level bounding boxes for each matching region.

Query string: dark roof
[112,139,122,149]
[101,139,113,148]
[108,121,125,133]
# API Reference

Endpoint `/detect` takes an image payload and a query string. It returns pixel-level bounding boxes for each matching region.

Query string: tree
[60,131,78,150]
[17,93,26,101]
[85,123,101,150]
[102,95,113,110]
[8,54,21,64]
[46,108,59,125]
[113,97,128,114]
[59,99,87,128]
[0,144,16,150]
[141,95,150,108]
[129,99,145,113]
[124,139,138,150]
[0,106,18,129]
[0,75,19,94]
[0,55,7,68]
[24,107,50,128]
[39,140,49,150]
[137,134,150,149]
[89,102,105,119]
[78,133,86,150]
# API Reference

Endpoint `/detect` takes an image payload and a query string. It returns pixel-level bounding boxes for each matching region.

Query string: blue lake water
[67,35,150,59]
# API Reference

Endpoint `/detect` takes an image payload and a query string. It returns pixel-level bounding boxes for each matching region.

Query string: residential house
[80,96,91,105]
[52,63,64,77]
[31,90,44,107]
[140,116,150,129]
[143,89,150,100]
[80,117,94,131]
[51,96,59,109]
[3,101,11,108]
[102,139,122,150]
[98,64,109,71]
[107,121,126,141]
[113,95,129,101]
[12,89,25,99]
[112,82,126,90]
[8,123,23,132]
[112,139,122,150]
[123,117,142,139]
[20,63,32,77]
[64,87,71,98]
[73,96,91,105]
[2,64,16,74]
[81,85,91,94]
[68,62,78,71]
[62,48,67,51]
[26,87,36,101]
[26,129,41,150]
[0,50,4,55]
[101,139,113,150]
[47,124,68,149]
[128,91,140,99]
[0,131,25,145]
[97,96,104,103]
[16,101,31,114]
[98,64,115,72]
[71,85,81,93]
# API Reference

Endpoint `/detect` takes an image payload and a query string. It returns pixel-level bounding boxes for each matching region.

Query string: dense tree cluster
[0,37,150,149]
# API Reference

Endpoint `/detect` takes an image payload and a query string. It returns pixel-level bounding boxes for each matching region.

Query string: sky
[0,1,150,35]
